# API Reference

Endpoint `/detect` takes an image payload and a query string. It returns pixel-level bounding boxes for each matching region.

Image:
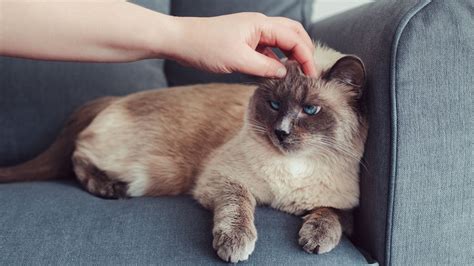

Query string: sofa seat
[0,181,368,265]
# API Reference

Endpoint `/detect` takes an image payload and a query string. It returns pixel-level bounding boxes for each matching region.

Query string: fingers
[271,17,314,53]
[256,45,279,61]
[237,46,287,78]
[259,18,320,78]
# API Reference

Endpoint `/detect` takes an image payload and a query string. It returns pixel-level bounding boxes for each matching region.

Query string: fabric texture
[0,181,368,265]
[0,1,170,167]
[165,0,313,86]
[310,0,473,264]
[389,1,473,264]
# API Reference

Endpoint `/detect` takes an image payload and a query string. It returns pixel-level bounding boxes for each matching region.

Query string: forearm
[0,1,174,62]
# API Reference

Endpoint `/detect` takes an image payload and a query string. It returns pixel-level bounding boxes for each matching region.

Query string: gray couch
[0,0,471,265]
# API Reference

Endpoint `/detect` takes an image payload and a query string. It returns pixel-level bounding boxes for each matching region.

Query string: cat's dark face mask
[247,57,366,155]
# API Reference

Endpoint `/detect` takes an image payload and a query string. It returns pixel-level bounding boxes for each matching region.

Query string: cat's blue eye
[269,100,280,110]
[303,105,321,115]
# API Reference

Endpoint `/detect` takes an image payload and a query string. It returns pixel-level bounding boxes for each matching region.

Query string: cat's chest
[268,158,314,176]
[259,157,316,189]
[249,158,319,205]
[247,156,358,215]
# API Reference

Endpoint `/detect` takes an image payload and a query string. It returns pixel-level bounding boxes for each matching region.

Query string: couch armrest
[309,1,473,265]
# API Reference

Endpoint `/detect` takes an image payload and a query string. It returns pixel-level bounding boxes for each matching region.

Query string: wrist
[154,15,203,62]
[143,14,183,60]
[137,12,175,59]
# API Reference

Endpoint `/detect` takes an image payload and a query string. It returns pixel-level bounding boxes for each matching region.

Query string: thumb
[237,47,287,78]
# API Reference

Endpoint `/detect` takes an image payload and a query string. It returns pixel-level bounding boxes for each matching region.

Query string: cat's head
[247,55,367,156]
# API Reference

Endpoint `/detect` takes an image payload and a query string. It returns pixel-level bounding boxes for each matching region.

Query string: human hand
[163,13,320,78]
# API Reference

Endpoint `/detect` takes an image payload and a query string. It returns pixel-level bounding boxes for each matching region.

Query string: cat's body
[0,45,368,263]
[73,83,255,198]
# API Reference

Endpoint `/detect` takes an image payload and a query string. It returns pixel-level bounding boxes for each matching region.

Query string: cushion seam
[387,0,433,265]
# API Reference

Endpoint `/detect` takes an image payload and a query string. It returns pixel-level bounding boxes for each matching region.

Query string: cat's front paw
[298,216,342,254]
[212,223,257,263]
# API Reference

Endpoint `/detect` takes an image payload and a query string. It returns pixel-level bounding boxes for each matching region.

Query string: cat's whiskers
[306,143,340,163]
[320,139,364,162]
[307,138,369,172]
[320,140,360,158]
[247,124,266,131]
[247,124,267,135]
[247,119,268,135]
[247,122,266,130]
[311,141,360,161]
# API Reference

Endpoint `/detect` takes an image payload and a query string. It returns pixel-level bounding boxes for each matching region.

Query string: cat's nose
[274,129,290,142]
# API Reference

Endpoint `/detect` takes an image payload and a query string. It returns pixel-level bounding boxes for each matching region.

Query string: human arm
[0,1,318,77]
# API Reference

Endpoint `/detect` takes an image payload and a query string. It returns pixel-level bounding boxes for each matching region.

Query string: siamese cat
[0,44,368,263]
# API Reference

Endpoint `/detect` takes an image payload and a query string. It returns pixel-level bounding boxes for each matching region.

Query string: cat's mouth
[267,134,300,154]
[248,125,302,154]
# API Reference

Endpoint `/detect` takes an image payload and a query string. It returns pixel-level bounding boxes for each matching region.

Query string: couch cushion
[0,0,169,167]
[165,0,314,86]
[0,181,368,265]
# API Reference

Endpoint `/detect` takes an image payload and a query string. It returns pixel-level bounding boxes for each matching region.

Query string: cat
[0,44,368,263]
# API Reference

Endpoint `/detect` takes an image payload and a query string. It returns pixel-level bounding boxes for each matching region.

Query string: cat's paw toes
[212,225,257,263]
[298,217,342,254]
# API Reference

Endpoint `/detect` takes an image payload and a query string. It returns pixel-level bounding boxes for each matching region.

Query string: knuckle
[279,17,304,29]
[246,12,266,20]
[287,20,304,32]
[295,21,305,31]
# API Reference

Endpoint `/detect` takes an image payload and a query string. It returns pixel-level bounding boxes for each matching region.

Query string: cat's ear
[324,55,366,96]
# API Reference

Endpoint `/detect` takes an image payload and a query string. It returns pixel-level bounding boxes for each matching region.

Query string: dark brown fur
[72,155,129,199]
[248,59,366,155]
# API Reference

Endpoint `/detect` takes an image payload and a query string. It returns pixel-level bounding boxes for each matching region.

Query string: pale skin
[0,1,320,78]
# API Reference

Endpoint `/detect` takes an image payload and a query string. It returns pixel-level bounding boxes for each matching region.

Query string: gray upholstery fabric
[0,0,169,167]
[0,181,368,265]
[310,0,473,264]
[130,0,169,11]
[165,0,313,86]
[389,1,473,264]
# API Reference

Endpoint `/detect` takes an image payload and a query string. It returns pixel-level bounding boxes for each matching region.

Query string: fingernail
[276,67,287,78]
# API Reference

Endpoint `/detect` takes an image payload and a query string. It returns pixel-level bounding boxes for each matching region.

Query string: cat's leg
[298,207,352,254]
[196,180,257,263]
[72,154,129,199]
